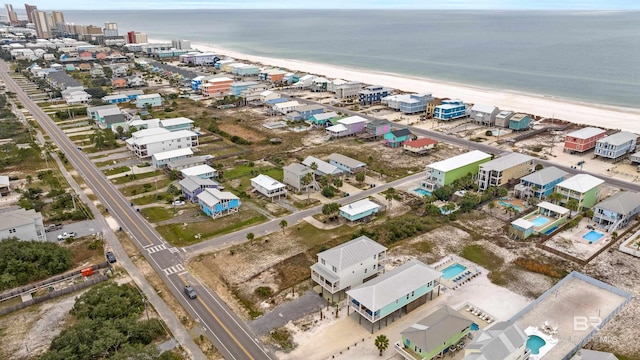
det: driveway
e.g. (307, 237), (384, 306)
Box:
(250, 289), (328, 335)
(45, 219), (102, 241)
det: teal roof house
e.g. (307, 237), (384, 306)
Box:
(347, 260), (442, 332)
(509, 113), (531, 131)
(396, 305), (475, 360)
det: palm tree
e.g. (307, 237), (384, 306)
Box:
(90, 129), (107, 150)
(279, 220), (288, 234)
(246, 232), (255, 246)
(385, 187), (396, 210)
(375, 334), (389, 357)
(301, 172), (314, 203)
(565, 198), (579, 217)
(548, 192), (563, 205)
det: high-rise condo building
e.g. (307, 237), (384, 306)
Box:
(52, 10), (64, 25)
(4, 4), (18, 24)
(32, 10), (50, 38)
(104, 21), (118, 37)
(24, 3), (37, 23)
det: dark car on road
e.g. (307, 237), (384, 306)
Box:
(184, 285), (197, 299)
(106, 251), (116, 263)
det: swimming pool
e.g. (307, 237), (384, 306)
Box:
(442, 263), (467, 280)
(583, 230), (604, 242)
(526, 335), (546, 355)
(531, 216), (550, 227)
(415, 188), (432, 196)
(498, 201), (522, 212)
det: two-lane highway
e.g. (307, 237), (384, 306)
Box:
(0, 61), (272, 360)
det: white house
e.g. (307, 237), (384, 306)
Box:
(273, 101), (300, 114)
(310, 236), (387, 301)
(283, 163), (316, 192)
(151, 148), (194, 168)
(469, 104), (500, 126)
(1, 207), (46, 242)
(126, 129), (199, 158)
(180, 164), (217, 180)
(250, 174), (287, 200)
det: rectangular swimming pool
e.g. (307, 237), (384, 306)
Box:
(583, 230), (604, 242)
(442, 263), (467, 280)
(531, 216), (550, 227)
(415, 188), (431, 196)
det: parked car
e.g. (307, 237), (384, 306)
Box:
(184, 285), (197, 299)
(45, 224), (63, 232)
(105, 251), (116, 263)
(57, 232), (76, 240)
(172, 200), (185, 206)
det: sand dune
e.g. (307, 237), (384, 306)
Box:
(188, 41), (640, 133)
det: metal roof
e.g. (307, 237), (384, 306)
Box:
(463, 321), (527, 360)
(538, 201), (570, 215)
(326, 124), (347, 133)
(428, 150), (491, 173)
(596, 131), (637, 146)
(404, 137), (438, 148)
(251, 174), (285, 191)
(338, 115), (367, 125)
(179, 175), (218, 192)
(1, 208), (42, 231)
(519, 166), (568, 186)
(197, 188), (238, 206)
(283, 163), (311, 176)
(152, 148), (193, 161)
(327, 153), (365, 169)
(479, 153), (533, 172)
(401, 306), (474, 355)
(470, 103), (498, 114)
(566, 127), (605, 140)
(346, 260), (441, 312)
(570, 349), (619, 360)
(391, 128), (412, 138)
(159, 117), (194, 127)
(556, 174), (604, 193)
(180, 164), (216, 177)
(594, 191), (640, 215)
(317, 236), (386, 271)
(339, 199), (380, 217)
(511, 218), (535, 229)
(302, 156), (341, 176)
(310, 112), (338, 121)
(134, 130), (197, 146)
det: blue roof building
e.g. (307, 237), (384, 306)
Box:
(434, 100), (467, 121)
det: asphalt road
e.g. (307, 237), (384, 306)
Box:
(0, 61), (272, 360)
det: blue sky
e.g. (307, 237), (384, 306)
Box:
(25, 0), (640, 10)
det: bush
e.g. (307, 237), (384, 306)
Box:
(322, 186), (336, 198)
(254, 286), (272, 298)
(514, 257), (566, 278)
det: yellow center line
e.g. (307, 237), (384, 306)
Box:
(178, 274), (255, 360)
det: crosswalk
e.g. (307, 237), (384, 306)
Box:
(163, 264), (185, 276)
(146, 244), (167, 254)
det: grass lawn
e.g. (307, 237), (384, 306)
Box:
(295, 222), (354, 249)
(223, 164), (282, 180)
(120, 178), (173, 196)
(111, 171), (162, 185)
(292, 197), (320, 209)
(156, 209), (267, 246)
(131, 193), (175, 206)
(103, 166), (130, 176)
(140, 207), (174, 222)
(94, 159), (119, 168)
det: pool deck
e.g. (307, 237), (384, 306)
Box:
(431, 256), (480, 290)
(543, 218), (613, 261)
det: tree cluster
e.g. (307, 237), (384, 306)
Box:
(0, 239), (73, 291)
(42, 282), (168, 360)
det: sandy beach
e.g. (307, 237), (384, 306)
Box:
(184, 41), (640, 133)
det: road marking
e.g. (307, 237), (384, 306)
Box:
(168, 247), (180, 254)
(163, 264), (185, 276)
(146, 244), (167, 254)
(143, 243), (156, 249)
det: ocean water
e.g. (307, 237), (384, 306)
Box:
(63, 10), (640, 108)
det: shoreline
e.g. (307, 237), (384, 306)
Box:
(158, 37), (640, 133)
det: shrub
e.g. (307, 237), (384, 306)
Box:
(254, 286), (272, 298)
(514, 257), (566, 278)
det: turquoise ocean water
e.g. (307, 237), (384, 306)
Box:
(63, 10), (640, 109)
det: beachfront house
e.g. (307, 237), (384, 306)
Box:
(197, 188), (240, 219)
(592, 191), (640, 233)
(309, 112), (339, 127)
(0, 176), (10, 197)
(302, 156), (343, 177)
(326, 116), (367, 138)
(180, 164), (217, 180)
(564, 127), (606, 154)
(514, 166), (569, 199)
(509, 113), (532, 131)
(335, 81), (362, 99)
(510, 201), (570, 240)
(283, 163), (317, 192)
(383, 129), (413, 148)
(382, 93), (433, 114)
(136, 93), (163, 108)
(421, 150), (491, 191)
(396, 306), (475, 360)
(469, 104), (500, 126)
(403, 137), (438, 156)
(179, 176), (219, 203)
(151, 148), (194, 168)
(476, 153), (534, 191)
(495, 111), (514, 128)
(462, 321), (528, 360)
(310, 236), (387, 301)
(594, 131), (637, 161)
(359, 85), (393, 105)
(362, 119), (393, 139)
(553, 174), (605, 210)
(340, 198), (381, 223)
(250, 174), (287, 200)
(311, 77), (329, 92)
(346, 260), (442, 333)
(434, 100), (467, 121)
(1, 207), (46, 242)
(328, 153), (366, 174)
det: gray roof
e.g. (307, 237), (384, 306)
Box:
(595, 191), (640, 215)
(87, 104), (119, 113)
(597, 131), (637, 146)
(196, 188), (238, 206)
(401, 306), (474, 354)
(367, 118), (392, 127)
(302, 156), (342, 176)
(317, 236), (386, 271)
(462, 321), (527, 360)
(296, 104), (324, 112)
(570, 349), (618, 360)
(520, 166), (568, 186)
(566, 127), (605, 140)
(47, 70), (82, 88)
(283, 163), (312, 176)
(391, 128), (412, 137)
(103, 113), (126, 125)
(167, 156), (206, 169)
(0, 207), (42, 231)
(179, 175), (218, 192)
(347, 260), (441, 312)
(327, 153), (365, 169)
(479, 153), (533, 172)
